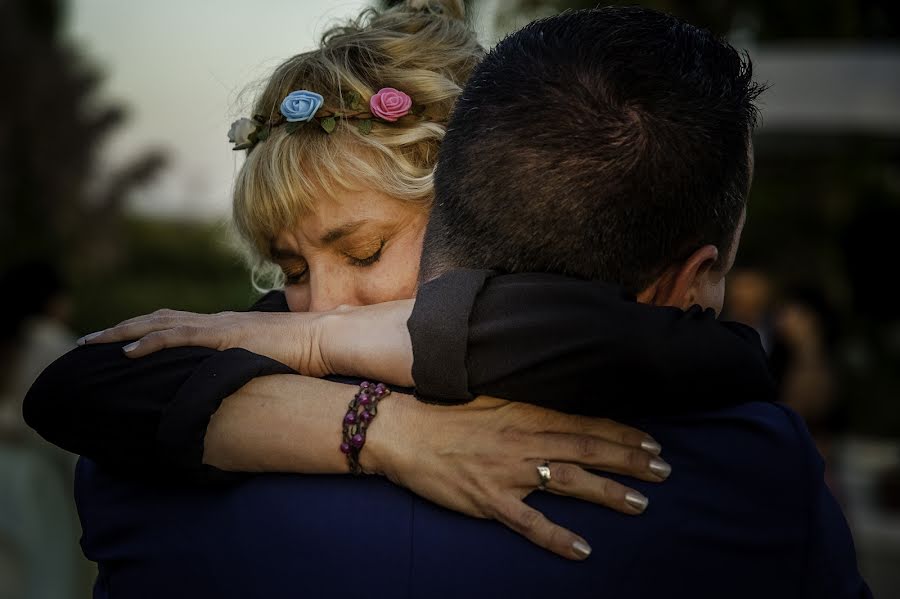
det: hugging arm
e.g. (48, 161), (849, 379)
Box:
(315, 270), (776, 413)
(408, 270), (777, 412)
(24, 292), (662, 561)
(23, 292), (296, 475)
(55, 268), (777, 477)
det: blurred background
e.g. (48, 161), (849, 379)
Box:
(1, 0), (898, 597)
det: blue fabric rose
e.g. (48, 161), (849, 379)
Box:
(280, 90), (324, 122)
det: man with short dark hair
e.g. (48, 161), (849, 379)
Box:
(399, 8), (870, 596)
(425, 6), (758, 296)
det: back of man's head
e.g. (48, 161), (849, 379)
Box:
(423, 6), (764, 293)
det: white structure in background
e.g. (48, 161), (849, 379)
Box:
(480, 0), (900, 135)
(752, 46), (900, 134)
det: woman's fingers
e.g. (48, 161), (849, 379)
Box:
(113, 308), (189, 329)
(120, 327), (215, 358)
(544, 410), (661, 454)
(538, 461), (650, 515)
(578, 417), (661, 454)
(78, 314), (181, 345)
(492, 496), (593, 561)
(529, 432), (671, 483)
(78, 322), (166, 345)
(74, 312), (226, 358)
(486, 397), (661, 454)
(77, 311), (217, 347)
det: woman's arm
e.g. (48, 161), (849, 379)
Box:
(92, 270), (776, 416)
(405, 270), (777, 412)
(202, 373), (665, 560)
(23, 342), (294, 473)
(23, 291), (297, 473)
(27, 292), (666, 561)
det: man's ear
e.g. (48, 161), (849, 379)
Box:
(637, 245), (719, 309)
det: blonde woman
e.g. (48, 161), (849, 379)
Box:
(26, 1), (671, 564)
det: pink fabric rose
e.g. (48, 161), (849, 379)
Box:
(369, 88), (413, 122)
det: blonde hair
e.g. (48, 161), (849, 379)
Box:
(232, 0), (482, 283)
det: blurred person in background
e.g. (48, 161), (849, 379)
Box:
(722, 268), (776, 352)
(0, 264), (80, 599)
(1, 262), (77, 453)
(771, 289), (841, 436)
(725, 273), (842, 470)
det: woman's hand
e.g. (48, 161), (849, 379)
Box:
(369, 394), (670, 561)
(78, 309), (333, 376)
(78, 301), (418, 386)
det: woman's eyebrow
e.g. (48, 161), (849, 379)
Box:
(320, 219), (371, 244)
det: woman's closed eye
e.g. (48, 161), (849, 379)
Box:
(283, 265), (309, 285)
(345, 238), (385, 267)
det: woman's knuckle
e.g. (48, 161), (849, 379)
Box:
(147, 315), (170, 328)
(515, 508), (542, 534)
(500, 428), (525, 446)
(174, 325), (200, 340)
(554, 464), (577, 487)
(142, 331), (164, 345)
(595, 476), (613, 498)
(626, 448), (649, 471)
(576, 436), (597, 458)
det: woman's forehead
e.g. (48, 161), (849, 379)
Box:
(272, 189), (423, 250)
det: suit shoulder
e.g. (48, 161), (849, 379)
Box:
(712, 401), (824, 489)
(662, 401), (824, 496)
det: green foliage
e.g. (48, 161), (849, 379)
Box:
(0, 0), (166, 275)
(68, 218), (262, 335)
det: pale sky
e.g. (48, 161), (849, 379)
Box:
(68, 0), (372, 220)
(67, 2), (900, 222)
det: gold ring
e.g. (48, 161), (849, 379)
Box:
(536, 461), (552, 490)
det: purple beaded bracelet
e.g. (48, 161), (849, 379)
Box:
(340, 381), (391, 474)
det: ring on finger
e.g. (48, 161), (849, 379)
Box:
(536, 460), (552, 491)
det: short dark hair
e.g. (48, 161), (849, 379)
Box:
(422, 6), (764, 292)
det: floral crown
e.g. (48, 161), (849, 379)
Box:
(228, 87), (429, 151)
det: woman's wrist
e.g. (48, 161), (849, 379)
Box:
(357, 390), (418, 478)
(318, 301), (415, 386)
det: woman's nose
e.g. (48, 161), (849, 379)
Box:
(307, 273), (361, 313)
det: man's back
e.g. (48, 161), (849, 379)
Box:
(77, 401), (869, 598)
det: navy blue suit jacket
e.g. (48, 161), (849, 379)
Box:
(76, 400), (871, 598)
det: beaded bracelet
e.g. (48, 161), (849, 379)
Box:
(340, 381), (391, 474)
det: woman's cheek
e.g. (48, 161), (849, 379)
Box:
(362, 251), (418, 303)
(285, 285), (311, 312)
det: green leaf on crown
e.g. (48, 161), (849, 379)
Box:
(357, 119), (373, 135)
(320, 117), (337, 134)
(285, 122), (303, 134)
(346, 91), (363, 111)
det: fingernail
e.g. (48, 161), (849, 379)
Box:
(122, 342), (140, 353)
(641, 438), (662, 455)
(572, 539), (592, 559)
(649, 458), (672, 480)
(77, 331), (104, 346)
(625, 491), (649, 513)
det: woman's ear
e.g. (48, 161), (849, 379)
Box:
(637, 245), (719, 309)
